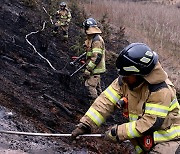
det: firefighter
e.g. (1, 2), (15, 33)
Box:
(72, 43), (180, 154)
(53, 2), (71, 40)
(82, 18), (106, 102)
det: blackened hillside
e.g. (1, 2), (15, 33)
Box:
(0, 0), (131, 153)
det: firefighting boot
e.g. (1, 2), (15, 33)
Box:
(62, 31), (68, 42)
(53, 26), (58, 36)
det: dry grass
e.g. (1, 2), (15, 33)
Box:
(81, 0), (180, 90)
(83, 1), (180, 53)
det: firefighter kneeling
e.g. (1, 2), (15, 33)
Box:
(72, 43), (180, 154)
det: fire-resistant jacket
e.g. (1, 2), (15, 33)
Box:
(80, 62), (180, 153)
(84, 34), (106, 75)
(55, 8), (71, 26)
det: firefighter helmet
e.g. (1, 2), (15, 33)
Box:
(116, 43), (158, 76)
(83, 18), (97, 30)
(83, 18), (102, 34)
(60, 2), (67, 7)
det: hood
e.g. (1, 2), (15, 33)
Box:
(86, 27), (102, 35)
(144, 62), (168, 84)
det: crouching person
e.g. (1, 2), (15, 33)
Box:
(71, 43), (180, 154)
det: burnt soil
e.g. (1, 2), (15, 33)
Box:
(0, 0), (135, 153)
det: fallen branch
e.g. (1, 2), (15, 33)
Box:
(1, 55), (15, 62)
(43, 94), (73, 116)
(21, 62), (54, 75)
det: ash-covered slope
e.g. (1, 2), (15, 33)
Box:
(0, 0), (132, 153)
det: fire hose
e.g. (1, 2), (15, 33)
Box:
(25, 21), (57, 71)
(0, 130), (130, 143)
(25, 7), (85, 77)
(0, 130), (103, 137)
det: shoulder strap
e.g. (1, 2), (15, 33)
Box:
(148, 81), (168, 92)
(65, 8), (70, 13)
(89, 34), (100, 49)
(118, 76), (123, 86)
(92, 34), (100, 42)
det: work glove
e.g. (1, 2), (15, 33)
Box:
(71, 123), (91, 140)
(83, 69), (91, 79)
(104, 124), (120, 143)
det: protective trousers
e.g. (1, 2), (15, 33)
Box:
(54, 23), (69, 38)
(149, 140), (180, 154)
(61, 25), (69, 38)
(85, 75), (102, 101)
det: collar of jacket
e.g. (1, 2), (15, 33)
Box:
(59, 8), (68, 11)
(144, 62), (168, 84)
(87, 34), (96, 40)
(86, 27), (102, 35)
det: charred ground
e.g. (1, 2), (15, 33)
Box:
(0, 0), (133, 153)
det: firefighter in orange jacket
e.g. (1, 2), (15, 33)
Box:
(72, 43), (180, 153)
(82, 18), (106, 101)
(53, 2), (71, 39)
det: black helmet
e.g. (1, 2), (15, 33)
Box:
(60, 2), (66, 7)
(116, 43), (158, 76)
(83, 18), (97, 31)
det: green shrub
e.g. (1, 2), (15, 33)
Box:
(69, 0), (87, 27)
(99, 13), (111, 43)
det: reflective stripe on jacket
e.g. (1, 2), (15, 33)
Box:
(56, 8), (71, 24)
(80, 77), (180, 143)
(84, 34), (106, 75)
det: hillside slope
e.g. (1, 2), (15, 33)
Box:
(0, 0), (131, 153)
(1, 0), (179, 153)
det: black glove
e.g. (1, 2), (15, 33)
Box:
(71, 123), (91, 140)
(104, 124), (120, 142)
